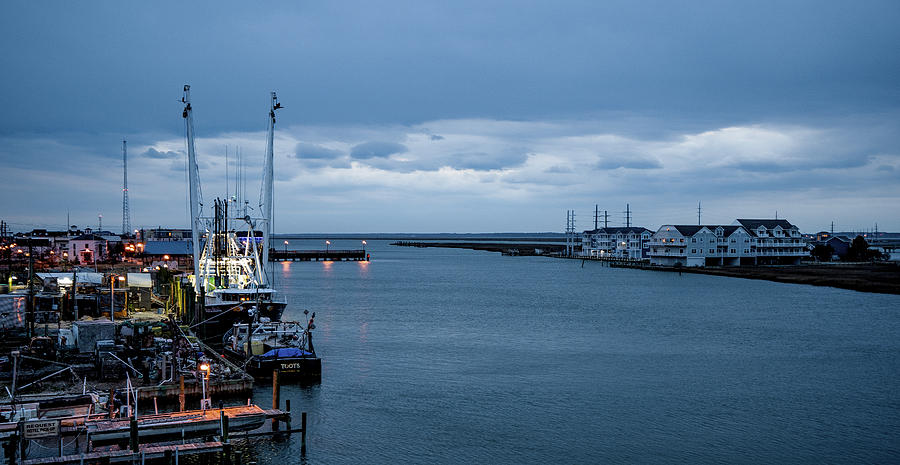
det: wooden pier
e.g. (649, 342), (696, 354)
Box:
(269, 249), (368, 261)
(8, 404), (302, 464)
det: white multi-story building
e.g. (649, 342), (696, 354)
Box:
(649, 225), (754, 267)
(581, 227), (653, 260)
(648, 219), (806, 267)
(734, 219), (805, 265)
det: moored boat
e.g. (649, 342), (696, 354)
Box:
(222, 312), (320, 380)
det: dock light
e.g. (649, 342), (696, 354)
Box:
(284, 240), (289, 253)
(325, 240), (331, 253)
(163, 255), (170, 260)
(198, 362), (211, 410)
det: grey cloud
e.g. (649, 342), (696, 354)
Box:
(143, 148), (181, 159)
(351, 149), (527, 172)
(299, 158), (352, 170)
(544, 165), (573, 174)
(449, 152), (527, 171)
(350, 141), (408, 159)
(295, 142), (344, 160)
(876, 164), (894, 172)
(596, 155), (661, 170)
(430, 134), (445, 141)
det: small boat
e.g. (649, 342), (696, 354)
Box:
(222, 312), (321, 380)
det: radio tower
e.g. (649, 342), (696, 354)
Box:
(121, 139), (132, 235)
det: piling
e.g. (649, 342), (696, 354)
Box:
(234, 450), (243, 465)
(222, 443), (232, 465)
(285, 400), (292, 431)
(272, 370), (280, 431)
(301, 411), (307, 446)
(109, 388), (116, 419)
(179, 375), (185, 412)
(222, 415), (230, 443)
(130, 418), (139, 452)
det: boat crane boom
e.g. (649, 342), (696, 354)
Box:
(183, 85), (203, 293)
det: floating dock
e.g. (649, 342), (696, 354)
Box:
(269, 249), (367, 261)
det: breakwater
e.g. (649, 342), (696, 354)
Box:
(391, 241), (565, 255)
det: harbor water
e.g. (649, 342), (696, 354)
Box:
(241, 240), (900, 463)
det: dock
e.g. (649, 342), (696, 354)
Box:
(269, 249), (368, 261)
(8, 403), (304, 464)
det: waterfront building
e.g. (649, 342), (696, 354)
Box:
(141, 240), (193, 270)
(69, 233), (108, 264)
(648, 218), (807, 267)
(146, 228), (193, 241)
(580, 227), (652, 260)
(734, 219), (805, 265)
(649, 225), (754, 267)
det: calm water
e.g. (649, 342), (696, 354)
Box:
(238, 240), (900, 464)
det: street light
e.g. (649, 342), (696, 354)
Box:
(284, 240), (289, 253)
(325, 240), (331, 253)
(362, 240), (367, 261)
(199, 362), (211, 410)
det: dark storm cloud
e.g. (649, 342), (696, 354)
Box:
(350, 141), (408, 159)
(3, 1), (899, 136)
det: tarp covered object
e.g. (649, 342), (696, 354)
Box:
(260, 348), (313, 359)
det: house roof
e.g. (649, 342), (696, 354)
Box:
(735, 219), (796, 231)
(583, 227), (652, 235)
(663, 225), (747, 237)
(72, 234), (106, 241)
(143, 240), (193, 256)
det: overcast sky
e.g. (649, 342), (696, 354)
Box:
(1, 1), (898, 233)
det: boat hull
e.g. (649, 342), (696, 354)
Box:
(223, 347), (321, 380)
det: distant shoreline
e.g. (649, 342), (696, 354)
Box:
(635, 263), (900, 295)
(392, 241), (900, 295)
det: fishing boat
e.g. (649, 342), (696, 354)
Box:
(182, 87), (287, 336)
(222, 311), (321, 380)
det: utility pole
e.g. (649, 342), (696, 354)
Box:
(122, 139), (132, 235)
(27, 237), (34, 339)
(697, 201), (702, 225)
(594, 204), (599, 230)
(624, 204), (631, 228)
(566, 210), (577, 257)
(604, 210), (609, 228)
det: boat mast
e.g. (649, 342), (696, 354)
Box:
(183, 85), (203, 292)
(259, 92), (281, 285)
